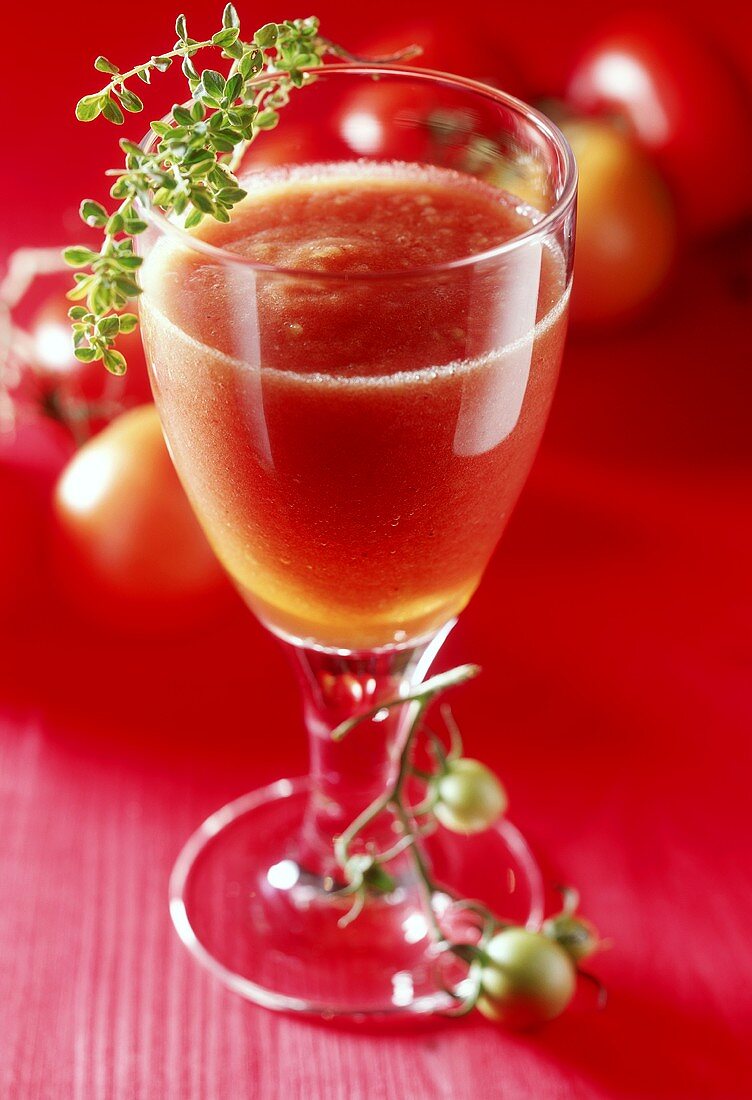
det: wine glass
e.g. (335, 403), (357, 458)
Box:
(138, 65), (577, 1018)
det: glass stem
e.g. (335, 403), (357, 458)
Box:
(285, 623), (455, 877)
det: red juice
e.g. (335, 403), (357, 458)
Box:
(140, 162), (569, 649)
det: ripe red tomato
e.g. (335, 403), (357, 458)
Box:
(244, 126), (318, 170)
(336, 80), (437, 162)
(353, 19), (527, 94)
(563, 118), (677, 326)
(244, 122), (347, 171)
(0, 465), (46, 621)
(0, 415), (75, 621)
(28, 287), (152, 433)
(565, 13), (752, 236)
(337, 20), (528, 162)
(52, 404), (232, 633)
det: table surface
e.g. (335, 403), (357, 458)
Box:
(2, 1), (752, 1097)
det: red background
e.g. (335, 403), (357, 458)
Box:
(2, 1), (752, 1097)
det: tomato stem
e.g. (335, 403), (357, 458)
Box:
(332, 669), (500, 1014)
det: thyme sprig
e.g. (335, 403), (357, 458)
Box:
(64, 7), (418, 374)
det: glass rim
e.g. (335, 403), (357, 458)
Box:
(139, 64), (578, 281)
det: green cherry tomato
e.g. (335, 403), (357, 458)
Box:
(434, 758), (508, 835)
(542, 912), (600, 962)
(477, 928), (577, 1028)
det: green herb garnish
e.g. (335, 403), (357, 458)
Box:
(64, 7), (417, 374)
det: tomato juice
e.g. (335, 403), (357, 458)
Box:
(140, 162), (569, 650)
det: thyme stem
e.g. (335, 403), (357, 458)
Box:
(65, 8), (418, 374)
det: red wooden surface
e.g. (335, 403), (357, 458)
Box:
(2, 1), (752, 1097)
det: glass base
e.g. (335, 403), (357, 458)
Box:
(169, 777), (545, 1020)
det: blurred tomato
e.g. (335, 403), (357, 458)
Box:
(244, 123), (347, 171)
(565, 13), (752, 236)
(28, 289), (152, 436)
(354, 19), (527, 94)
(337, 19), (528, 161)
(0, 413), (76, 478)
(0, 415), (75, 621)
(244, 125), (320, 170)
(336, 80), (437, 161)
(0, 466), (46, 621)
(52, 404), (232, 633)
(563, 118), (677, 326)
